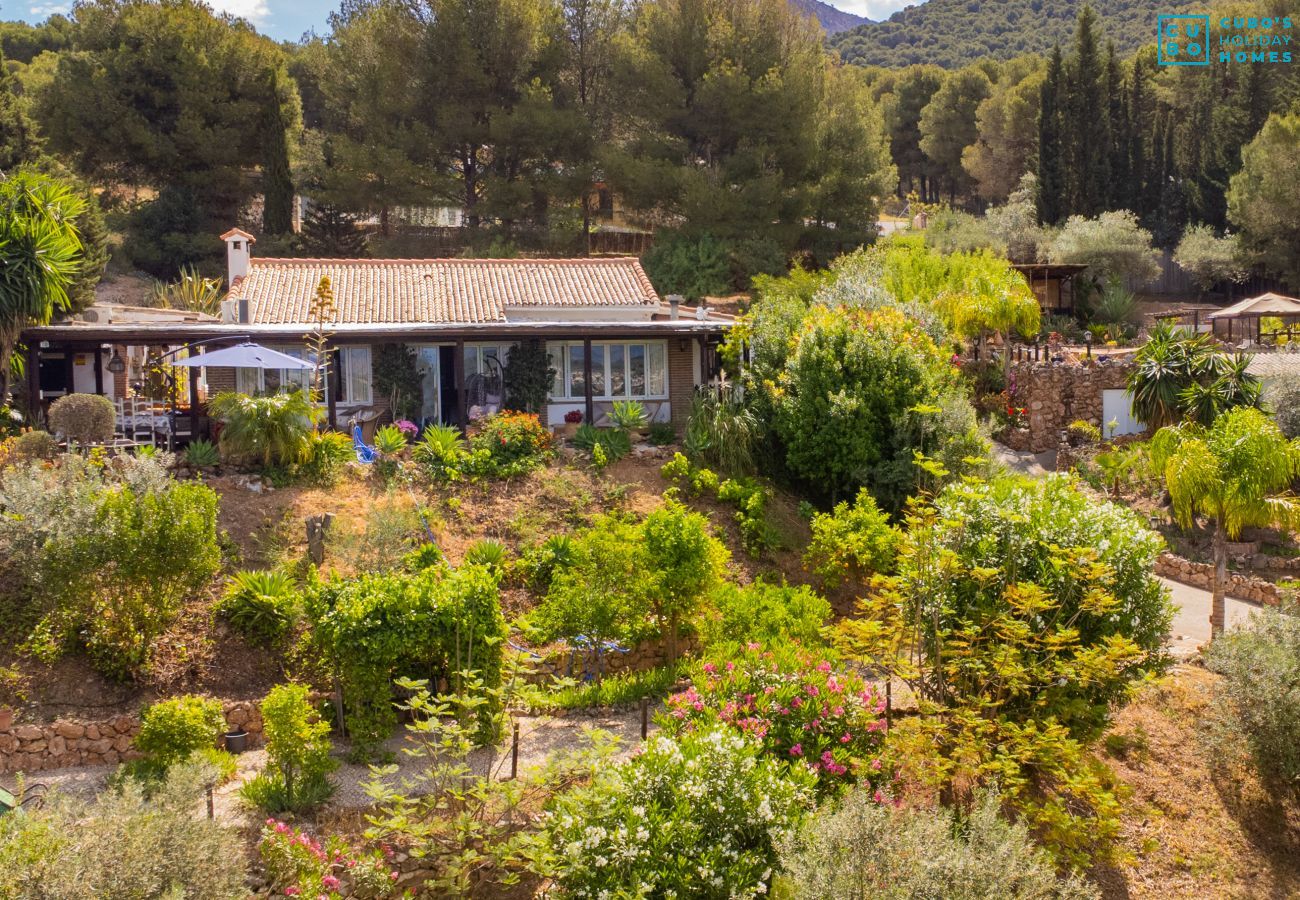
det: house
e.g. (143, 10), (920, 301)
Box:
(20, 229), (732, 441)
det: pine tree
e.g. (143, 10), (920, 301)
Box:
(0, 47), (42, 172)
(300, 202), (369, 257)
(1037, 46), (1066, 225)
(261, 71), (295, 236)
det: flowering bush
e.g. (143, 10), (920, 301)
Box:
(393, 419), (419, 439)
(564, 409), (583, 424)
(470, 411), (552, 470)
(544, 727), (815, 898)
(666, 644), (887, 793)
(258, 821), (403, 899)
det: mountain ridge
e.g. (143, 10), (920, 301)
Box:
(790, 0), (871, 35)
(828, 0), (1195, 67)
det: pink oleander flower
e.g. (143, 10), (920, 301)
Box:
(284, 889), (300, 897)
(703, 663), (717, 675)
(871, 758), (883, 771)
(726, 661), (735, 672)
(840, 732), (852, 743)
(322, 875), (341, 890)
(832, 705), (844, 716)
(873, 790), (885, 804)
(789, 743), (803, 757)
(747, 642), (761, 651)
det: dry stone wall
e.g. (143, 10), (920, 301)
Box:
(1000, 357), (1137, 454)
(1154, 552), (1285, 606)
(0, 700), (264, 774)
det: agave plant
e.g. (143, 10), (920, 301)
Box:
(219, 570), (299, 645)
(208, 390), (322, 468)
(373, 424), (408, 455)
(149, 265), (224, 315)
(184, 439), (220, 468)
(610, 399), (647, 431)
(463, 538), (508, 575)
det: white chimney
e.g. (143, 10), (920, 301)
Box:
(667, 294), (683, 320)
(220, 227), (256, 288)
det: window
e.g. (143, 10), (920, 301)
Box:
(464, 344), (510, 380)
(546, 341), (669, 401)
(338, 346), (372, 405)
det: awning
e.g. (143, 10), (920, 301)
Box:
(1206, 293), (1300, 320)
(170, 342), (313, 369)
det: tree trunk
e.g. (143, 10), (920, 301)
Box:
(1211, 518), (1227, 638)
(667, 610), (679, 662)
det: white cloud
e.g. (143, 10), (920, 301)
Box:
(205, 0), (271, 24)
(833, 0), (916, 21)
(27, 2), (71, 17)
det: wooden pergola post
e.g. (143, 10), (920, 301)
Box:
(93, 346), (104, 396)
(187, 346), (201, 438)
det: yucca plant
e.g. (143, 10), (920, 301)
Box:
(684, 387), (759, 475)
(208, 390), (322, 468)
(184, 439), (220, 468)
(149, 265), (224, 315)
(219, 570), (299, 646)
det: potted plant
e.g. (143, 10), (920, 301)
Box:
(560, 409), (582, 438)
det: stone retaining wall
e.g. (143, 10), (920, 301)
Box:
(527, 634), (694, 683)
(1155, 552), (1285, 606)
(0, 700), (264, 774)
(999, 358), (1137, 454)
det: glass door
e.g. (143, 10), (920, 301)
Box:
(415, 346), (441, 428)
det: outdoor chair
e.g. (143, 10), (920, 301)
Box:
(352, 424), (376, 464)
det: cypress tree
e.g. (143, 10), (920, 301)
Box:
(1037, 46), (1066, 225)
(1128, 53), (1150, 218)
(1105, 43), (1130, 211)
(261, 71), (295, 236)
(1066, 6), (1108, 216)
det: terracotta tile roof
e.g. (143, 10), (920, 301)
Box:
(229, 257), (660, 326)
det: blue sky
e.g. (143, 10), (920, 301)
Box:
(7, 0), (908, 43)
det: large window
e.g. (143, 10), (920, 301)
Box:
(233, 346), (372, 405)
(464, 344), (510, 379)
(547, 341), (667, 400)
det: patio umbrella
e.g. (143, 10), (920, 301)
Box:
(169, 342), (313, 369)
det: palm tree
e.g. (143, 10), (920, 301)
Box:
(208, 390), (323, 468)
(0, 169), (86, 400)
(936, 265), (1040, 373)
(1151, 407), (1300, 637)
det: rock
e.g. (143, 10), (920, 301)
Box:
(0, 708), (13, 732)
(85, 724), (101, 741)
(23, 740), (47, 753)
(112, 715), (135, 734)
(227, 707), (249, 727)
(101, 750), (119, 765)
(86, 738), (114, 754)
(48, 736), (66, 757)
(114, 734), (132, 753)
(54, 721), (85, 740)
(0, 734), (15, 753)
(13, 725), (43, 742)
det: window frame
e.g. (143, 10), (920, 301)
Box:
(545, 340), (669, 402)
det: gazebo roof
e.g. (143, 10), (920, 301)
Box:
(1206, 292), (1300, 319)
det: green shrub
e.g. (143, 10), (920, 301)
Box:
(11, 429), (57, 461)
(518, 533), (575, 591)
(648, 421), (676, 445)
(48, 393), (115, 446)
(641, 230), (732, 299)
(412, 424), (466, 481)
(298, 430), (354, 485)
(544, 727), (815, 897)
(208, 390), (323, 468)
(183, 438), (220, 468)
(684, 386), (760, 474)
(0, 761), (248, 899)
(8, 461), (222, 679)
(132, 695), (227, 779)
(1263, 373), (1300, 439)
(526, 517), (657, 657)
(839, 474), (1173, 867)
(642, 499), (729, 659)
(700, 580), (830, 651)
(521, 663), (685, 712)
(303, 565), (506, 755)
(1204, 609), (1300, 799)
(718, 476), (778, 554)
(218, 570), (299, 646)
(804, 488), (901, 588)
(502, 339), (556, 414)
(777, 790), (1099, 899)
(403, 542), (445, 572)
(240, 683), (336, 814)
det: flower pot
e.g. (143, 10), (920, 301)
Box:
(223, 730), (249, 754)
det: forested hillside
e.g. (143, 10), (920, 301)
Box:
(830, 0), (1197, 67)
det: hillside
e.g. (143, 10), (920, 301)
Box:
(791, 0), (870, 34)
(828, 0), (1192, 68)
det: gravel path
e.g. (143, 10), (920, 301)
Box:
(29, 706), (659, 825)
